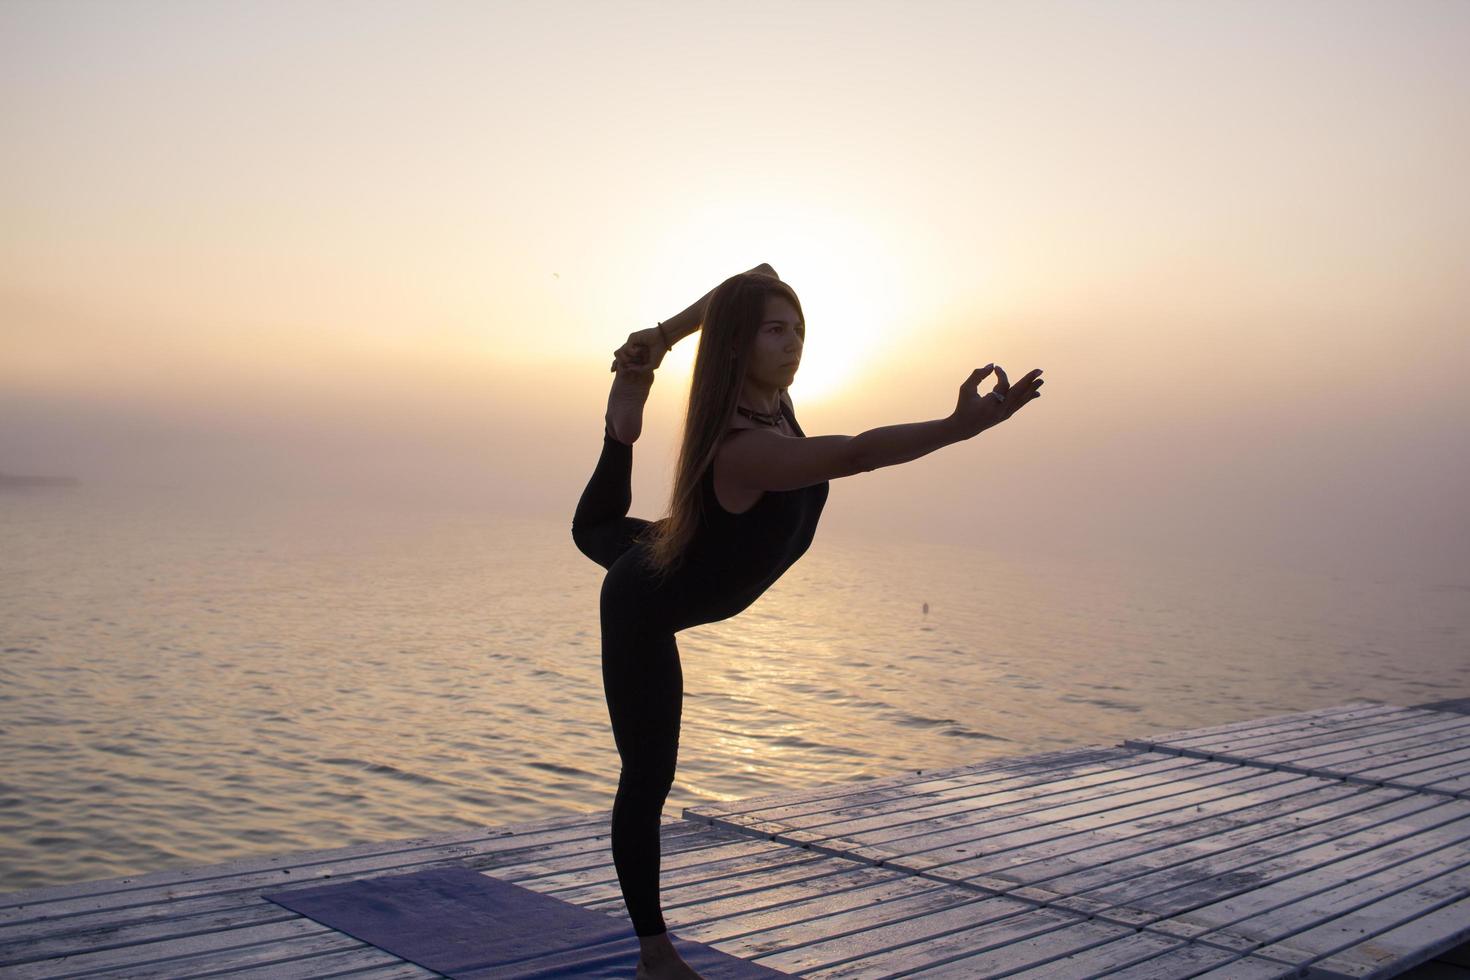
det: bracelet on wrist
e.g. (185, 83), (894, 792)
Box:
(656, 321), (673, 349)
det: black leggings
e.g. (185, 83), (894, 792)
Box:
(571, 426), (682, 938)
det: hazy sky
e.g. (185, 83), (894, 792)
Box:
(3, 0), (1467, 582)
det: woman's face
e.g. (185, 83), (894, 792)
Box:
(746, 294), (804, 389)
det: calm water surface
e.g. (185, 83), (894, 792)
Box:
(2, 485), (1465, 892)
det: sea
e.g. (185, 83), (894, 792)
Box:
(2, 483), (1466, 894)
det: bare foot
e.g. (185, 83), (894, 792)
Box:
(606, 357), (654, 445)
(634, 941), (704, 979)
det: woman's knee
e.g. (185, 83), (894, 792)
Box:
(619, 759), (677, 798)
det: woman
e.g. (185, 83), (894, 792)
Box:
(571, 265), (1044, 979)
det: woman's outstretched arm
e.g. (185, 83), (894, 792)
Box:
(610, 263), (776, 372)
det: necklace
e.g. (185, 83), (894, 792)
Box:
(734, 403), (784, 426)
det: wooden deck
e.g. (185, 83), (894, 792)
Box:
(3, 699), (1469, 978)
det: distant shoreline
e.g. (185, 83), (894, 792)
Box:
(0, 473), (80, 487)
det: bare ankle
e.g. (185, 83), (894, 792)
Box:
(638, 932), (674, 960)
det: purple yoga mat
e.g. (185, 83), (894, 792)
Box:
(262, 865), (797, 978)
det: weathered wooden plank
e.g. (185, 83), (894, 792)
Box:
(1181, 709), (1438, 758)
(0, 821), (697, 958)
(1356, 751), (1470, 788)
(1265, 860), (1470, 974)
(4, 918), (356, 979)
(1145, 814), (1470, 953)
(0, 808), (612, 913)
(1190, 954), (1306, 978)
(2, 899), (300, 968)
(1260, 716), (1470, 767)
(485, 826), (798, 886)
(786, 903), (1110, 979)
(895, 916), (1139, 977)
(991, 929), (1189, 979)
(9, 699), (1470, 980)
(956, 778), (1367, 894)
(566, 854), (1013, 969)
(897, 769), (1318, 884)
(732, 893), (1042, 977)
(0, 810), (632, 928)
(543, 843), (837, 911)
(1127, 703), (1398, 752)
(1243, 719), (1470, 775)
(1022, 786), (1421, 910)
(1425, 772), (1470, 799)
(1253, 737), (1470, 791)
(1127, 707), (1470, 804)
(702, 755), (1239, 864)
(686, 747), (1133, 822)
(1303, 893), (1470, 978)
(1097, 943), (1298, 979)
(1047, 791), (1453, 923)
(760, 758), (1243, 860)
(1220, 739), (1470, 799)
(640, 867), (978, 948)
(1243, 859), (1470, 971)
(0, 817), (722, 975)
(1127, 702), (1387, 750)
(4, 821), (846, 979)
(791, 762), (1294, 888)
(689, 748), (1150, 834)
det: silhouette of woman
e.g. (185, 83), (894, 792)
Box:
(571, 264), (1043, 978)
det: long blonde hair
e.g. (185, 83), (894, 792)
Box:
(634, 271), (805, 582)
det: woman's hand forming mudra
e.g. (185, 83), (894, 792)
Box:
(950, 364), (1045, 439)
(609, 326), (669, 374)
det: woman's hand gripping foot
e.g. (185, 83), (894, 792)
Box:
(606, 343), (656, 445)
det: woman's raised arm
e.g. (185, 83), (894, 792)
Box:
(610, 263), (777, 372)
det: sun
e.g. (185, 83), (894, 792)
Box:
(777, 242), (903, 405)
(645, 197), (916, 405)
